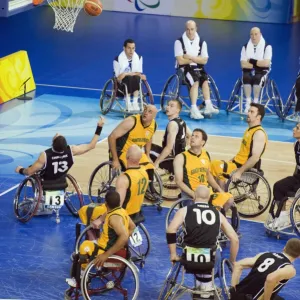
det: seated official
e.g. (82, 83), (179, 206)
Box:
(240, 27), (272, 113)
(114, 38), (145, 112)
(231, 238), (300, 300)
(175, 20), (219, 119)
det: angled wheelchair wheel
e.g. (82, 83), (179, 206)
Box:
(141, 80), (154, 105)
(158, 261), (182, 300)
(225, 170), (271, 218)
(88, 161), (119, 203)
(160, 74), (180, 112)
(81, 255), (139, 300)
(227, 78), (242, 112)
(100, 78), (116, 115)
(290, 193), (300, 237)
(207, 74), (221, 108)
(129, 223), (151, 268)
(64, 174), (84, 217)
(220, 258), (233, 300)
(165, 198), (194, 247)
(13, 175), (42, 223)
(283, 85), (296, 119)
(270, 80), (284, 119)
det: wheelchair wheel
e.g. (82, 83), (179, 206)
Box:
(225, 170), (272, 218)
(160, 74), (180, 112)
(141, 80), (154, 105)
(145, 169), (163, 203)
(64, 174), (84, 217)
(13, 175), (42, 223)
(290, 193), (300, 237)
(88, 161), (119, 203)
(283, 85), (296, 118)
(165, 198), (194, 247)
(270, 80), (284, 119)
(100, 78), (116, 115)
(158, 261), (182, 300)
(220, 258), (233, 300)
(75, 225), (101, 254)
(129, 223), (151, 268)
(81, 255), (139, 300)
(227, 78), (242, 112)
(208, 74), (221, 109)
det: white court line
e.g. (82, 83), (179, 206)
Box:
(0, 137), (108, 198)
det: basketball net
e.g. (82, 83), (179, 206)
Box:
(47, 0), (84, 32)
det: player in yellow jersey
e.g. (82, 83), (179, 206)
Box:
(115, 145), (149, 224)
(211, 103), (267, 189)
(108, 104), (158, 171)
(173, 128), (233, 211)
(66, 191), (135, 290)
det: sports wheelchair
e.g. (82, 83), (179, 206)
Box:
(100, 77), (154, 115)
(264, 189), (300, 239)
(226, 73), (284, 118)
(282, 76), (300, 122)
(13, 173), (83, 224)
(165, 198), (240, 247)
(65, 245), (139, 300)
(75, 209), (151, 268)
(225, 168), (272, 218)
(160, 68), (221, 116)
(158, 246), (233, 300)
(88, 160), (163, 211)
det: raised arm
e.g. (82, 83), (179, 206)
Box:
(173, 154), (194, 198)
(15, 152), (46, 176)
(108, 116), (136, 169)
(71, 117), (105, 156)
(154, 121), (179, 168)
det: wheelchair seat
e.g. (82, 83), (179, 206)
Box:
(42, 176), (68, 191)
(130, 211), (145, 226)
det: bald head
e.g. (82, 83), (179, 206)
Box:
(185, 20), (197, 40)
(195, 185), (210, 202)
(250, 27), (262, 45)
(142, 104), (158, 124)
(126, 145), (143, 165)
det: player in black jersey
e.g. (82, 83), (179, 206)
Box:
(231, 238), (300, 300)
(270, 124), (300, 228)
(151, 99), (192, 170)
(15, 117), (105, 179)
(167, 185), (239, 295)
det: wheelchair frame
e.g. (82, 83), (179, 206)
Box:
(160, 69), (221, 115)
(225, 168), (272, 218)
(13, 173), (83, 223)
(226, 74), (284, 119)
(158, 251), (233, 300)
(100, 77), (154, 116)
(264, 189), (300, 239)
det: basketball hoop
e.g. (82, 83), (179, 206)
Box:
(47, 0), (84, 33)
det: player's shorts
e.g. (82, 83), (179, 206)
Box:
(211, 160), (241, 181)
(211, 192), (233, 208)
(79, 240), (105, 269)
(119, 151), (154, 171)
(183, 66), (208, 88)
(242, 69), (268, 87)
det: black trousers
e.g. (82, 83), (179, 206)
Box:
(273, 175), (300, 202)
(121, 75), (140, 94)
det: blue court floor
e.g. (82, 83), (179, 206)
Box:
(1, 6), (300, 300)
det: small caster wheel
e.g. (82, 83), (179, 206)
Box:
(56, 218), (60, 224)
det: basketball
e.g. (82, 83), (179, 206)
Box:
(32, 0), (44, 5)
(84, 0), (103, 17)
